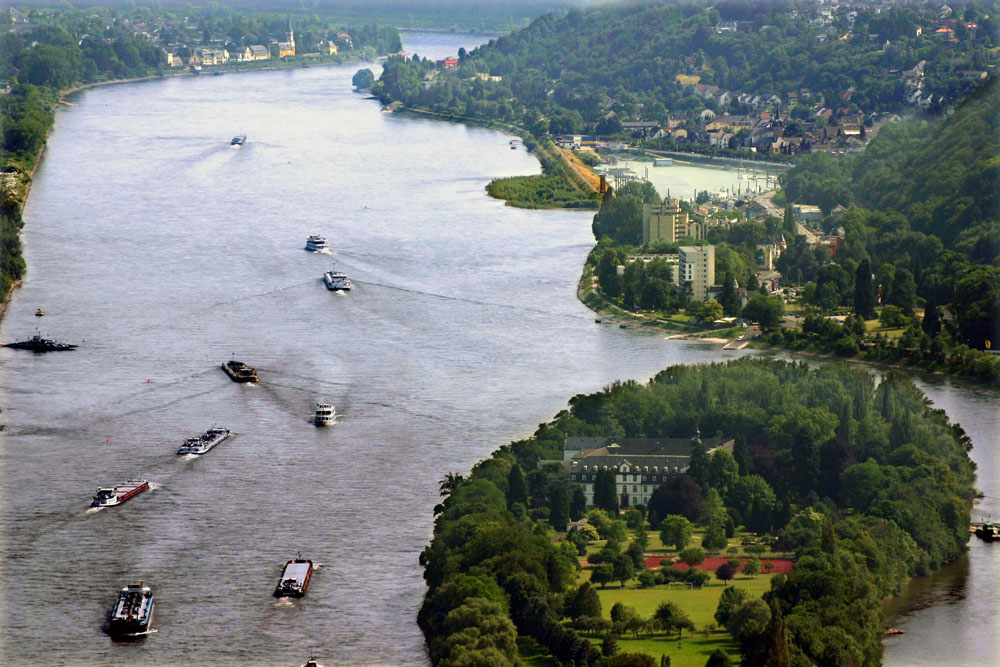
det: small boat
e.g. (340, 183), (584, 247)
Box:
(274, 557), (314, 598)
(323, 268), (352, 291)
(92, 480), (149, 507)
(222, 359), (258, 383)
(3, 334), (77, 352)
(176, 427), (231, 455)
(975, 522), (1000, 541)
(35, 308), (45, 317)
(314, 403), (336, 426)
(301, 659), (324, 667)
(231, 134), (246, 146)
(107, 583), (154, 638)
(213, 71), (224, 76)
(305, 234), (329, 251)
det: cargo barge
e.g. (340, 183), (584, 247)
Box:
(222, 359), (258, 383)
(107, 582), (154, 638)
(274, 558), (313, 598)
(92, 480), (149, 508)
(176, 427), (231, 456)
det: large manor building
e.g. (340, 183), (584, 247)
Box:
(541, 432), (734, 508)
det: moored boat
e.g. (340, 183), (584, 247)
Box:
(107, 583), (154, 638)
(323, 268), (352, 291)
(222, 359), (258, 383)
(305, 234), (329, 251)
(176, 427), (231, 455)
(92, 480), (149, 507)
(975, 521), (1000, 541)
(274, 558), (313, 598)
(314, 403), (336, 426)
(3, 334), (77, 351)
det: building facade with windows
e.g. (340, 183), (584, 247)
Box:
(679, 244), (716, 301)
(541, 433), (734, 508)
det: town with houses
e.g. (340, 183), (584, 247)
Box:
(5, 6), (379, 74)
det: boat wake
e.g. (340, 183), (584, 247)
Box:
(85, 506), (104, 515)
(148, 482), (162, 491)
(317, 248), (336, 256)
(273, 598), (295, 608)
(178, 454), (199, 462)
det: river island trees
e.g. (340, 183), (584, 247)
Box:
(420, 359), (976, 665)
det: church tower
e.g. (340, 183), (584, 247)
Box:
(286, 15), (295, 48)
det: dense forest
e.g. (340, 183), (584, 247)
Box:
(374, 0), (997, 131)
(422, 359), (976, 665)
(778, 77), (999, 360)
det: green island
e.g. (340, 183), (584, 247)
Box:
(422, 359), (976, 666)
(1, 4), (403, 317)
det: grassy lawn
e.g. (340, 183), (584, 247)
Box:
(581, 576), (775, 667)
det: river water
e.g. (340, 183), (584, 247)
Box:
(0, 32), (995, 667)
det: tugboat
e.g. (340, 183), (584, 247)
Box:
(176, 427), (231, 456)
(975, 521), (1000, 541)
(3, 334), (77, 351)
(231, 133), (246, 146)
(313, 403), (336, 426)
(305, 234), (329, 251)
(323, 268), (352, 291)
(274, 557), (314, 598)
(107, 583), (154, 638)
(222, 359), (258, 383)
(92, 480), (149, 508)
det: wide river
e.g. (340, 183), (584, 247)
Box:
(1, 32), (996, 666)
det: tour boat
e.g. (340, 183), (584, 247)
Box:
(314, 403), (336, 426)
(323, 269), (352, 291)
(222, 359), (258, 383)
(231, 134), (246, 146)
(3, 334), (77, 351)
(305, 234), (329, 251)
(274, 558), (314, 598)
(107, 583), (154, 638)
(92, 480), (149, 508)
(176, 427), (231, 455)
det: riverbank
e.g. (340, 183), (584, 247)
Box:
(0, 53), (384, 325)
(385, 106), (600, 209)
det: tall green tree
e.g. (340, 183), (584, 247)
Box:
(549, 483), (570, 531)
(594, 469), (619, 515)
(506, 464), (527, 509)
(853, 259), (876, 319)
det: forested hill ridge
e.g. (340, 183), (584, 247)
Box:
(784, 76), (999, 247)
(374, 0), (996, 132)
(421, 359), (977, 666)
(773, 77), (998, 360)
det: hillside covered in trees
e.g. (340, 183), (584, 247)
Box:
(421, 359), (976, 665)
(778, 77), (998, 357)
(375, 0), (996, 132)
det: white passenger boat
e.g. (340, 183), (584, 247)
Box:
(323, 269), (352, 291)
(314, 403), (336, 426)
(305, 235), (329, 251)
